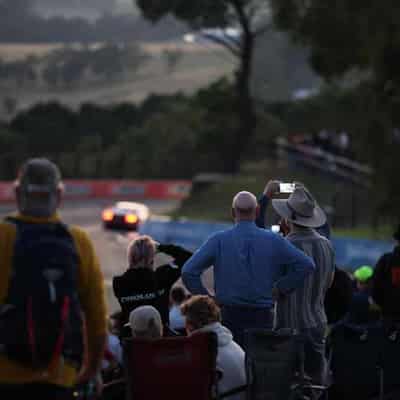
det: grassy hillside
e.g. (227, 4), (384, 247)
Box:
(173, 159), (389, 240)
(0, 42), (234, 117)
(174, 159), (336, 222)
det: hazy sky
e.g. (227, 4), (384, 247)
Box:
(34, 0), (137, 19)
(1, 0), (138, 20)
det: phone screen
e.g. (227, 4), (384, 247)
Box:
(279, 183), (295, 193)
(271, 225), (281, 233)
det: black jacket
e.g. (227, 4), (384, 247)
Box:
(112, 244), (192, 327)
(324, 266), (354, 324)
(372, 246), (400, 320)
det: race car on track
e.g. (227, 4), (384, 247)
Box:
(102, 201), (150, 231)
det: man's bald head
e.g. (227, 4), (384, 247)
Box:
(232, 191), (258, 221)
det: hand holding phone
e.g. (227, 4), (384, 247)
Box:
(271, 225), (281, 234)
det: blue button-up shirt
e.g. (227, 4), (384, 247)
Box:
(182, 221), (315, 307)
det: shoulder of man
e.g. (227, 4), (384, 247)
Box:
(67, 224), (92, 243)
(0, 217), (17, 231)
(253, 225), (277, 237)
(66, 224), (98, 261)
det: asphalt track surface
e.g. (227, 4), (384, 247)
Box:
(0, 199), (183, 314)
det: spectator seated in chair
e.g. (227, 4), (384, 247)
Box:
(129, 305), (163, 339)
(169, 286), (188, 335)
(101, 306), (163, 400)
(181, 295), (247, 400)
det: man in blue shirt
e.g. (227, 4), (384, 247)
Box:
(182, 191), (315, 346)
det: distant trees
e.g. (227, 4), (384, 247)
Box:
(3, 97), (18, 115)
(162, 48), (184, 75)
(0, 43), (150, 90)
(0, 59), (36, 87)
(1, 79), (283, 179)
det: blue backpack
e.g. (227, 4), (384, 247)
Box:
(0, 218), (84, 371)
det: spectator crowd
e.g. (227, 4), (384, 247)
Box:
(0, 157), (399, 400)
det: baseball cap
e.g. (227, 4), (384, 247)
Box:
(15, 158), (63, 217)
(353, 265), (374, 283)
(15, 158), (63, 193)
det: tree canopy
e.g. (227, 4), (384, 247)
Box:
(134, 0), (272, 172)
(270, 0), (400, 91)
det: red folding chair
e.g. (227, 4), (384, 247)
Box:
(122, 331), (219, 400)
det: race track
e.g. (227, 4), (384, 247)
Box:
(0, 199), (181, 314)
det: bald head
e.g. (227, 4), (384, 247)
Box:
(232, 191), (258, 221)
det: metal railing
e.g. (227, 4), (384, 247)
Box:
(275, 136), (374, 188)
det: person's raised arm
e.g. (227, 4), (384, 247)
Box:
(181, 235), (217, 296)
(273, 237), (315, 296)
(157, 244), (193, 268)
(256, 180), (281, 229)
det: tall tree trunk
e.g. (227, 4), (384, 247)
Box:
(225, 30), (256, 173)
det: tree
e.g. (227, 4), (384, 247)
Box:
(134, 0), (271, 172)
(61, 57), (87, 87)
(270, 0), (400, 91)
(162, 48), (184, 74)
(270, 0), (400, 223)
(3, 97), (17, 115)
(42, 63), (61, 87)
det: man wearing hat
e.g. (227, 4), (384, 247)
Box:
(271, 185), (335, 384)
(372, 224), (400, 329)
(0, 158), (107, 400)
(182, 191), (315, 347)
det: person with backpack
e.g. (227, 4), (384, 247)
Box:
(0, 158), (108, 400)
(372, 224), (400, 331)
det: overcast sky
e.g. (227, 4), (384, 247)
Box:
(0, 0), (138, 20)
(35, 0), (137, 19)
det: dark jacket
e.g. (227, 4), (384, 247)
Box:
(324, 266), (354, 324)
(112, 244), (192, 328)
(372, 246), (400, 320)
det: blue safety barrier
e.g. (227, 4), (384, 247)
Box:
(139, 219), (395, 271)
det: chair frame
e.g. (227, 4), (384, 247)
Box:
(122, 331), (220, 400)
(244, 328), (330, 400)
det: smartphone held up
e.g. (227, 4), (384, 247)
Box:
(279, 183), (296, 194)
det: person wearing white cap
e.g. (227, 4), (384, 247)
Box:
(182, 191), (315, 347)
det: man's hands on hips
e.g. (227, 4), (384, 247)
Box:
(272, 287), (284, 301)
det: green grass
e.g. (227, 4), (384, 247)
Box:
(333, 225), (394, 240)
